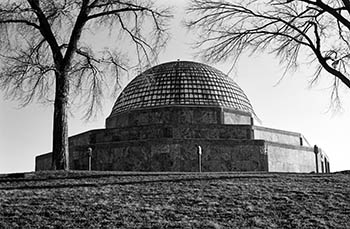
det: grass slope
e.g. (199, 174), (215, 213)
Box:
(0, 171), (350, 228)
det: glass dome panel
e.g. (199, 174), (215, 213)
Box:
(110, 61), (255, 116)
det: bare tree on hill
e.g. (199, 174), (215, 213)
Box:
(187, 0), (350, 105)
(0, 0), (172, 170)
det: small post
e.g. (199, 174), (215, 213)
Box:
(197, 145), (202, 173)
(87, 147), (92, 171)
(314, 145), (319, 174)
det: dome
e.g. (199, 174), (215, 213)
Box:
(110, 61), (254, 116)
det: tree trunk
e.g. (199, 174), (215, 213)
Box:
(51, 71), (69, 170)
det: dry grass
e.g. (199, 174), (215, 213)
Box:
(1, 171), (350, 228)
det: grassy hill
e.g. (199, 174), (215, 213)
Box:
(1, 171), (350, 228)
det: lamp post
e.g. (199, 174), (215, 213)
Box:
(197, 145), (202, 173)
(87, 147), (92, 171)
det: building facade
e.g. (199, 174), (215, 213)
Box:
(36, 61), (330, 173)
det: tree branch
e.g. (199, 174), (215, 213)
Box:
(27, 0), (63, 64)
(187, 0), (350, 97)
(299, 0), (350, 30)
(87, 7), (145, 21)
(0, 19), (40, 29)
(62, 0), (89, 69)
(341, 0), (350, 15)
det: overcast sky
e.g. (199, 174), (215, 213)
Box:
(1, 1), (350, 173)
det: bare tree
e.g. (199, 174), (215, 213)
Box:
(187, 0), (350, 104)
(0, 0), (171, 170)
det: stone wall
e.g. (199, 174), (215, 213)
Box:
(315, 147), (330, 173)
(222, 108), (252, 125)
(35, 138), (329, 173)
(253, 126), (303, 146)
(69, 139), (267, 172)
(106, 106), (252, 128)
(202, 140), (267, 172)
(35, 152), (52, 171)
(63, 121), (264, 172)
(68, 124), (253, 147)
(36, 113), (330, 173)
(266, 142), (316, 172)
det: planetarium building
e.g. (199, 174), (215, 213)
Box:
(36, 61), (330, 173)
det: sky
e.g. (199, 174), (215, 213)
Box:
(1, 1), (350, 173)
